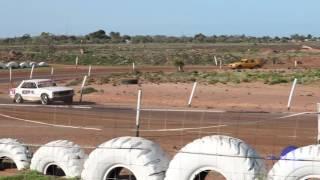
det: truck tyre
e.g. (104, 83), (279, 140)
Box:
(0, 138), (31, 170)
(268, 144), (320, 180)
(165, 135), (266, 180)
(81, 136), (170, 180)
(14, 94), (23, 104)
(40, 94), (50, 105)
(30, 140), (87, 178)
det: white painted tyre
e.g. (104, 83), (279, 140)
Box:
(269, 144), (320, 180)
(30, 140), (87, 178)
(29, 61), (37, 67)
(19, 61), (29, 68)
(81, 136), (170, 180)
(38, 62), (48, 67)
(0, 62), (6, 69)
(6, 61), (19, 69)
(0, 138), (31, 170)
(165, 135), (266, 180)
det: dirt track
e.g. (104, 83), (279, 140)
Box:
(0, 66), (319, 177)
(0, 103), (317, 172)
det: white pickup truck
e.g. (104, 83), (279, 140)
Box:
(9, 79), (74, 105)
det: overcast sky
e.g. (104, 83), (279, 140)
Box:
(0, 0), (318, 37)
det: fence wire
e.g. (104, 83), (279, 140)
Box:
(0, 103), (319, 179)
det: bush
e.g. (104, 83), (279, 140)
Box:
(66, 79), (82, 86)
(0, 170), (77, 180)
(79, 87), (98, 94)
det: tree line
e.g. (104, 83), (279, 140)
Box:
(0, 29), (318, 45)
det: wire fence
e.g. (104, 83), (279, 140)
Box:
(0, 103), (318, 179)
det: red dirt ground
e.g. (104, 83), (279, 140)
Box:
(0, 66), (319, 178)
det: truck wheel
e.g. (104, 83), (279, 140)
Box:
(14, 94), (23, 104)
(64, 97), (73, 104)
(40, 94), (50, 105)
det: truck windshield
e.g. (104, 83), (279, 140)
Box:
(38, 81), (57, 88)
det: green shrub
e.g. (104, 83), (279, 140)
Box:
(65, 79), (82, 86)
(79, 87), (98, 94)
(0, 170), (77, 180)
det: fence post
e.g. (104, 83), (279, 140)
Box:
(75, 56), (79, 72)
(79, 75), (87, 103)
(188, 82), (198, 107)
(9, 67), (12, 84)
(219, 60), (222, 69)
(214, 56), (218, 66)
(136, 89), (142, 137)
(30, 64), (35, 79)
(317, 103), (320, 144)
(51, 67), (54, 79)
(132, 62), (136, 72)
(287, 78), (297, 111)
(88, 65), (92, 77)
(294, 60), (297, 68)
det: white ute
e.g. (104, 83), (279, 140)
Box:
(10, 79), (74, 105)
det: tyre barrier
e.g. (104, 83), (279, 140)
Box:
(29, 61), (37, 67)
(268, 144), (320, 180)
(19, 61), (30, 69)
(0, 62), (6, 69)
(81, 136), (170, 180)
(0, 61), (49, 70)
(0, 138), (31, 170)
(165, 135), (266, 180)
(38, 62), (49, 67)
(2, 136), (320, 179)
(6, 61), (19, 69)
(30, 140), (87, 178)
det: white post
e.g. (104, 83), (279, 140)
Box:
(219, 60), (222, 69)
(214, 56), (218, 66)
(75, 56), (79, 71)
(132, 62), (135, 72)
(51, 67), (54, 76)
(79, 75), (87, 103)
(50, 67), (54, 79)
(135, 89), (142, 137)
(9, 67), (12, 83)
(75, 56), (79, 66)
(188, 82), (198, 107)
(287, 78), (297, 111)
(317, 103), (320, 143)
(30, 64), (35, 79)
(294, 60), (297, 68)
(88, 65), (92, 77)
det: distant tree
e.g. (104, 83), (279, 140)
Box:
(290, 34), (306, 41)
(122, 35), (131, 41)
(87, 29), (109, 39)
(40, 32), (52, 38)
(131, 35), (153, 43)
(194, 33), (206, 42)
(173, 58), (185, 72)
(109, 31), (121, 42)
(21, 34), (31, 40)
